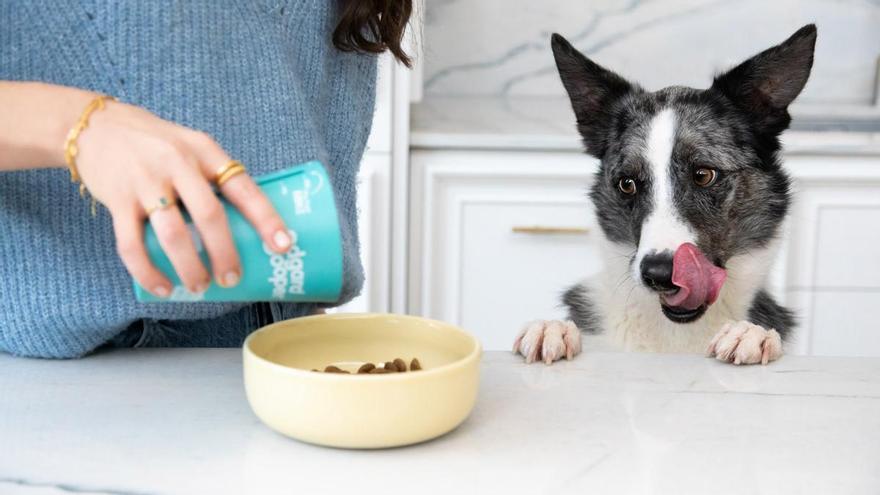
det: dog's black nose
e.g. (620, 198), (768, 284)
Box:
(640, 253), (676, 292)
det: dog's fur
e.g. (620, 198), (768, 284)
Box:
(515, 25), (817, 364)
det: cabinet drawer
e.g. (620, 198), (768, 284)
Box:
(412, 150), (600, 351)
(809, 291), (880, 357)
(459, 201), (600, 350)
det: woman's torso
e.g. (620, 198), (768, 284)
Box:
(0, 0), (376, 357)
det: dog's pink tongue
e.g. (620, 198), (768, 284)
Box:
(662, 243), (727, 310)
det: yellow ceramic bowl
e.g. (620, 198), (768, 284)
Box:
(243, 313), (482, 449)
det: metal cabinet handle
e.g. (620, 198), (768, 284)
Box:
(511, 226), (590, 235)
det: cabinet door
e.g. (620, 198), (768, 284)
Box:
(783, 156), (880, 356)
(411, 150), (600, 350)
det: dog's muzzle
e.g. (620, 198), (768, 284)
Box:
(640, 250), (710, 324)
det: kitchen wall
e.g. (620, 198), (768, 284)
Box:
(422, 0), (880, 107)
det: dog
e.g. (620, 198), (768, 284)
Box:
(513, 25), (817, 366)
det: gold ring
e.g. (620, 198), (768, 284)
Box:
(214, 160), (246, 187)
(144, 195), (176, 216)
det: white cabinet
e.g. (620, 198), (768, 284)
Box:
(410, 150), (602, 350)
(410, 148), (880, 356)
(783, 156), (880, 356)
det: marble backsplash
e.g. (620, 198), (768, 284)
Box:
(422, 0), (880, 107)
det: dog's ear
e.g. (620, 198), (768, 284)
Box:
(552, 33), (635, 158)
(711, 24), (817, 136)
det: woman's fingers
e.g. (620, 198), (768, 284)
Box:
(71, 99), (280, 291)
(186, 131), (292, 253)
(171, 164), (241, 288)
(112, 208), (172, 298)
(139, 182), (210, 294)
(219, 173), (292, 252)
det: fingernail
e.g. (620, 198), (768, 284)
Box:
(221, 271), (240, 288)
(195, 281), (210, 294)
(154, 286), (170, 298)
(273, 230), (291, 251)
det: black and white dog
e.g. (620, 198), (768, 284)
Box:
(514, 25), (817, 366)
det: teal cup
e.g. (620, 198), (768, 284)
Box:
(133, 161), (343, 303)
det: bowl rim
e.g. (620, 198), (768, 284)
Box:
(242, 312), (482, 380)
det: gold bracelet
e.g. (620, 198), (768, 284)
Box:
(63, 94), (116, 215)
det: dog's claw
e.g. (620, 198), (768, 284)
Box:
(513, 320), (582, 365)
(706, 320), (783, 365)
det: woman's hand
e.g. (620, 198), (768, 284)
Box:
(0, 82), (291, 297)
(71, 95), (292, 297)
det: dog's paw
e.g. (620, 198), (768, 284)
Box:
(513, 320), (582, 365)
(706, 320), (783, 365)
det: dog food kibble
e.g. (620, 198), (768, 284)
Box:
(311, 358), (422, 374)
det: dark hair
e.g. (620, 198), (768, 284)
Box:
(333, 0), (413, 67)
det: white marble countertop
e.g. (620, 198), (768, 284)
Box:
(2, 348), (879, 495)
(411, 96), (880, 156)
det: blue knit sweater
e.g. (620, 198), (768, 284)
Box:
(0, 1), (376, 358)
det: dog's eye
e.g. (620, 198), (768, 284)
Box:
(694, 168), (717, 187)
(618, 177), (637, 195)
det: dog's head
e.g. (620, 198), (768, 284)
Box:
(553, 25), (816, 324)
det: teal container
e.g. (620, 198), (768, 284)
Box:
(133, 161), (343, 303)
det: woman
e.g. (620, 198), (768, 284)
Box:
(0, 0), (412, 358)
